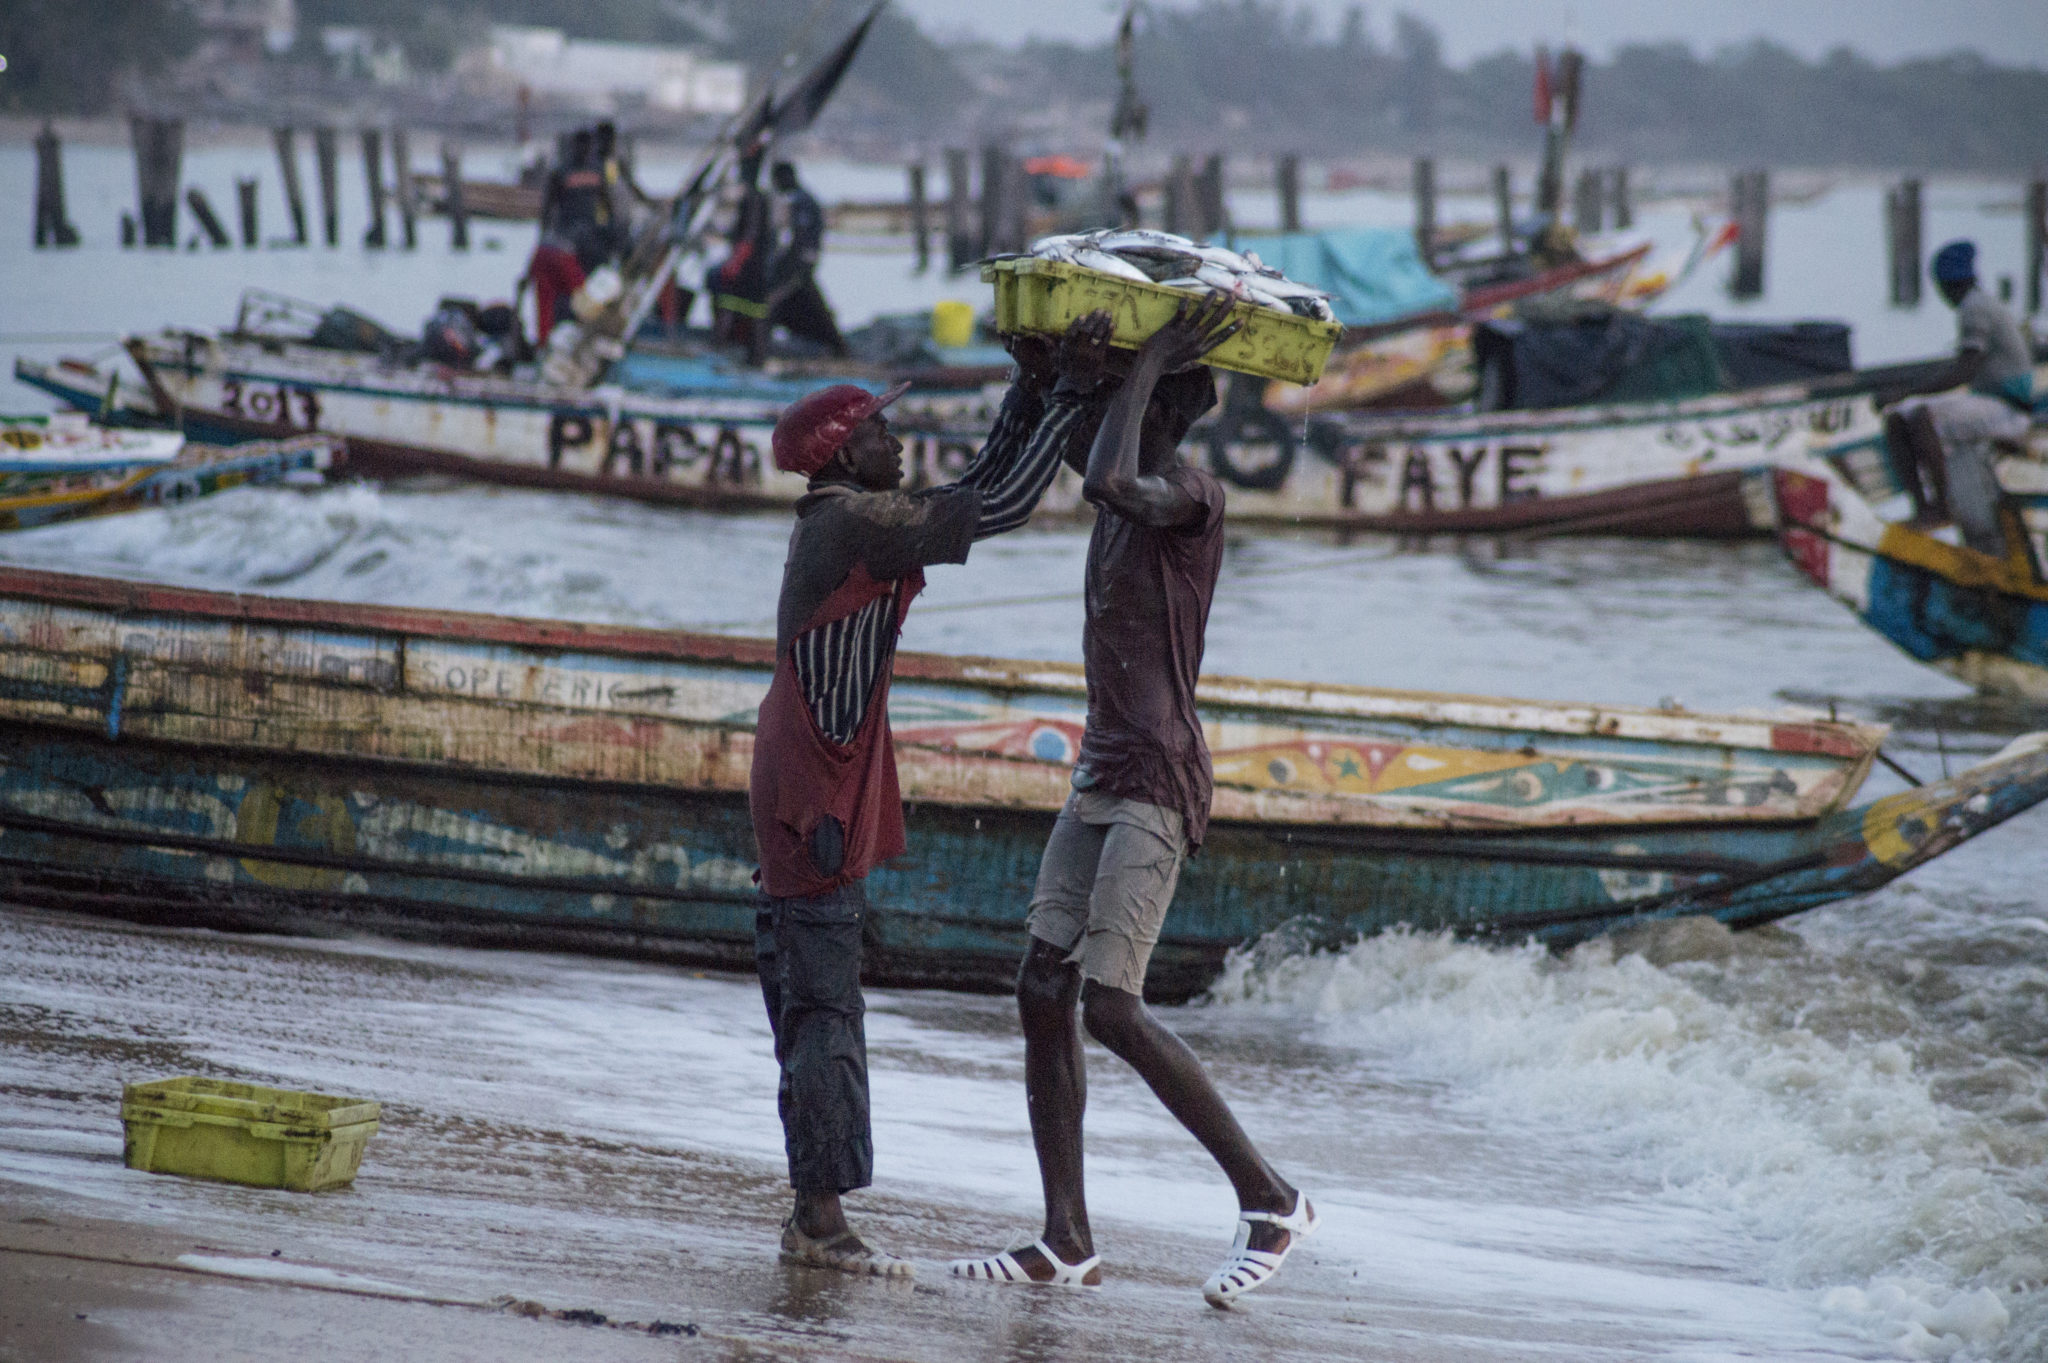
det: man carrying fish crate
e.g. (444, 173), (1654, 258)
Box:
(951, 294), (1317, 1306)
(750, 316), (1115, 1276)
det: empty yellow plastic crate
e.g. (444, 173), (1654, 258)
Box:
(982, 256), (1342, 386)
(121, 1077), (380, 1192)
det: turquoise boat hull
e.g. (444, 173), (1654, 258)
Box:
(4, 712), (2042, 1001)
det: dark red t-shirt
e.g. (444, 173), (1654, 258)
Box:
(1076, 463), (1227, 850)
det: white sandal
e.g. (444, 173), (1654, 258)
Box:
(1201, 1191), (1318, 1307)
(949, 1237), (1102, 1288)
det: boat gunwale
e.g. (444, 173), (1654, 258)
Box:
(134, 333), (991, 428)
(1326, 383), (1873, 442)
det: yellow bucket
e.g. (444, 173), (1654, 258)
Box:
(982, 256), (1342, 386)
(930, 299), (977, 349)
(121, 1077), (380, 1193)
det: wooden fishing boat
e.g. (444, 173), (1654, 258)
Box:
(1, 565), (2042, 1000)
(8, 329), (2035, 541)
(0, 427), (336, 532)
(6, 343), (1883, 539)
(1775, 434), (2048, 701)
(1, 413), (185, 479)
(12, 335), (1000, 517)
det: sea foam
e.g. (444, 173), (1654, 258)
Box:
(1204, 921), (2047, 1361)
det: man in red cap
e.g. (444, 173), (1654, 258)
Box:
(753, 314), (1114, 1276)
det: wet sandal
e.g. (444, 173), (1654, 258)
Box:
(949, 1237), (1102, 1288)
(780, 1218), (914, 1278)
(1201, 1191), (1318, 1308)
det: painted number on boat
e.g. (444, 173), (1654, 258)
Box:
(220, 379), (321, 430)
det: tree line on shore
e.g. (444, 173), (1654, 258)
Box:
(4, 0), (2044, 173)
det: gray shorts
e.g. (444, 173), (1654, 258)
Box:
(1025, 791), (1187, 995)
(1900, 393), (2033, 555)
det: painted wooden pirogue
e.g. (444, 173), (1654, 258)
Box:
(0, 419), (336, 532)
(1, 567), (2044, 998)
(19, 344), (2008, 541)
(1775, 447), (2048, 701)
(6, 343), (1887, 538)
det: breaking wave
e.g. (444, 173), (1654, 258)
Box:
(1204, 907), (2048, 1361)
(0, 481), (787, 631)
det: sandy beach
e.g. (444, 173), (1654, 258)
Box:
(9, 900), (1924, 1363)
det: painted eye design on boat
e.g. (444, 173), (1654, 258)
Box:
(1266, 758), (1296, 784)
(1030, 728), (1072, 763)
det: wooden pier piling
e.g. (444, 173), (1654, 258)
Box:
(1412, 157), (1436, 262)
(313, 127), (340, 247)
(392, 130), (418, 250)
(442, 144), (469, 251)
(184, 188), (231, 248)
(1610, 166), (1633, 230)
(1887, 177), (1923, 308)
(944, 147), (972, 272)
(978, 144), (1002, 257)
(978, 144), (1025, 257)
(1000, 155), (1028, 256)
(360, 129), (387, 249)
(33, 123), (81, 248)
(236, 178), (259, 247)
(2026, 179), (2045, 316)
(1572, 168), (1603, 235)
(1730, 168), (1768, 300)
(1277, 154), (1301, 233)
(1196, 153), (1227, 239)
(1164, 153), (1195, 236)
(1492, 164), (1513, 252)
(130, 117), (184, 248)
(272, 127), (308, 245)
(907, 162), (929, 273)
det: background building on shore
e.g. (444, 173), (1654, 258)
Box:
(460, 25), (747, 119)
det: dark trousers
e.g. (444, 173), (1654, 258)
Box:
(755, 883), (872, 1194)
(766, 268), (848, 357)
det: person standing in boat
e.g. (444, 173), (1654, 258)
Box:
(950, 295), (1316, 1307)
(1887, 240), (2036, 555)
(763, 161), (848, 358)
(711, 173), (773, 359)
(750, 316), (1115, 1276)
(526, 129), (600, 345)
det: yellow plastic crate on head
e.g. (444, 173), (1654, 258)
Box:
(121, 1076), (380, 1192)
(982, 256), (1342, 386)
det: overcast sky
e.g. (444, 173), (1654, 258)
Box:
(894, 0), (2048, 68)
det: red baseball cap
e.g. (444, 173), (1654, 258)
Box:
(771, 381), (912, 477)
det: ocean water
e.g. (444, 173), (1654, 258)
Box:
(3, 132), (2047, 1360)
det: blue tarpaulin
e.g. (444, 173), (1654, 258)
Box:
(1236, 227), (1458, 328)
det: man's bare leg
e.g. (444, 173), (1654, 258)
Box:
(999, 940), (1103, 1283)
(1080, 982), (1300, 1257)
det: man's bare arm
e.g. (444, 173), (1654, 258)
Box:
(1082, 293), (1238, 528)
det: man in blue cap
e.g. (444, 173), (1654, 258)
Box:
(1886, 240), (2036, 554)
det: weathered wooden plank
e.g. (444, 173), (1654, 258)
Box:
(0, 569), (1876, 827)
